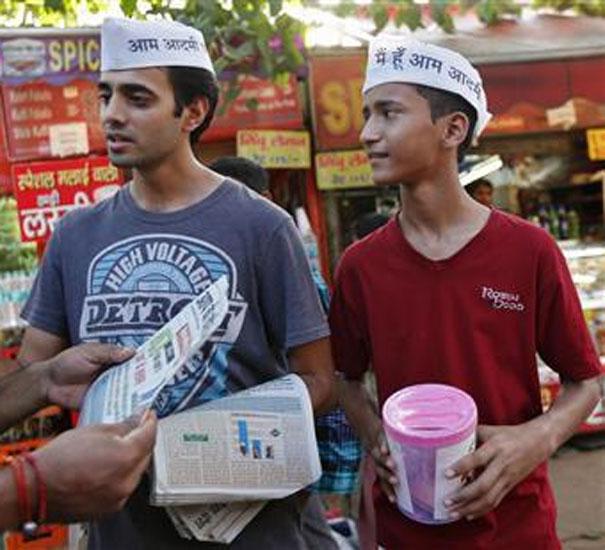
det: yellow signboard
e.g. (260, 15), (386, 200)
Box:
(315, 150), (374, 191)
(587, 128), (605, 161)
(236, 130), (310, 169)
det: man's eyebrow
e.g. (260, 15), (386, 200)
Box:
(373, 99), (404, 110)
(118, 83), (157, 96)
(96, 82), (157, 96)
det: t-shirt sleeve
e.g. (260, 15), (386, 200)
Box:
(257, 217), (329, 350)
(536, 237), (601, 382)
(20, 223), (67, 337)
(328, 252), (370, 381)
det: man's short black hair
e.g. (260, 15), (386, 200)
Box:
(414, 85), (477, 163)
(209, 156), (269, 194)
(465, 178), (493, 196)
(353, 212), (390, 240)
(166, 66), (219, 145)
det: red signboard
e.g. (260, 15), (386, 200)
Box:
(308, 53), (366, 151)
(0, 94), (11, 194)
(202, 74), (303, 142)
(2, 78), (105, 162)
(11, 156), (123, 243)
(0, 32), (99, 85)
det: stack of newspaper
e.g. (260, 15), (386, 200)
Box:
(154, 375), (321, 543)
(80, 276), (322, 544)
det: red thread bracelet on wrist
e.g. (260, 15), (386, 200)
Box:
(24, 453), (47, 525)
(8, 457), (31, 525)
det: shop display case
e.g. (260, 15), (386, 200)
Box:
(539, 241), (605, 433)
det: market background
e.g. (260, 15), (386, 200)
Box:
(1, 1), (605, 548)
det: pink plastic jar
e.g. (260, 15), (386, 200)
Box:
(382, 384), (477, 524)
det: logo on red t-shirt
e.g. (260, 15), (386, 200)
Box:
(481, 286), (525, 311)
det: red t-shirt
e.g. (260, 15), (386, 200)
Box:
(329, 210), (601, 549)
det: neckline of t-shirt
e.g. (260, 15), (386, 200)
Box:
(120, 178), (232, 225)
(389, 208), (498, 269)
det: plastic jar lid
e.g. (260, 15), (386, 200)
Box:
(383, 384), (477, 448)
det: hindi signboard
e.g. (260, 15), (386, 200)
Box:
(237, 130), (310, 169)
(11, 156), (123, 243)
(315, 150), (374, 190)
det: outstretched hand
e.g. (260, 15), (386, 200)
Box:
(42, 343), (134, 409)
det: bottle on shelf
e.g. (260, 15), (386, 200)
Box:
(567, 208), (581, 240)
(557, 205), (569, 240)
(548, 206), (560, 240)
(538, 205), (551, 235)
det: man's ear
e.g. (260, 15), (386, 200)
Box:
(181, 96), (210, 133)
(441, 111), (470, 152)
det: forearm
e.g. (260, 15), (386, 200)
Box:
(0, 362), (49, 432)
(529, 376), (602, 456)
(288, 337), (337, 415)
(298, 370), (336, 415)
(0, 357), (20, 377)
(338, 378), (382, 449)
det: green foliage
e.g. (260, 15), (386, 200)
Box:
(1, 0), (604, 78)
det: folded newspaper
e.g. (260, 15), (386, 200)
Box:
(77, 275), (323, 544)
(80, 276), (229, 426)
(152, 374), (322, 543)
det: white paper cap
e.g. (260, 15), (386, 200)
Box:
(101, 17), (215, 75)
(363, 35), (491, 138)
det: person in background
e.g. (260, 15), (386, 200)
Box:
(0, 343), (156, 532)
(331, 35), (601, 549)
(211, 155), (359, 545)
(209, 156), (272, 200)
(465, 178), (494, 208)
(16, 17), (335, 550)
(353, 212), (390, 241)
(209, 156), (332, 311)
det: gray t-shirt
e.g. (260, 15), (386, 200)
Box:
(22, 179), (331, 549)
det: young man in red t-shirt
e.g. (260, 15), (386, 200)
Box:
(330, 36), (602, 549)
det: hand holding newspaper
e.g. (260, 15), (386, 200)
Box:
(77, 275), (323, 544)
(79, 276), (229, 426)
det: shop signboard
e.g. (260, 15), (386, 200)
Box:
(315, 150), (374, 191)
(0, 95), (10, 194)
(237, 130), (310, 169)
(0, 31), (100, 85)
(202, 74), (303, 142)
(11, 156), (122, 243)
(1, 78), (105, 162)
(308, 54), (365, 151)
(0, 32), (103, 161)
(587, 128), (605, 161)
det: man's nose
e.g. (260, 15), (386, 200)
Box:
(101, 95), (126, 126)
(360, 118), (380, 145)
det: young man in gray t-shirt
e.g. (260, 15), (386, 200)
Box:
(18, 17), (336, 550)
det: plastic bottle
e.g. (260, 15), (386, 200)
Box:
(548, 206), (560, 239)
(567, 208), (581, 240)
(558, 205), (569, 240)
(538, 206), (550, 234)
